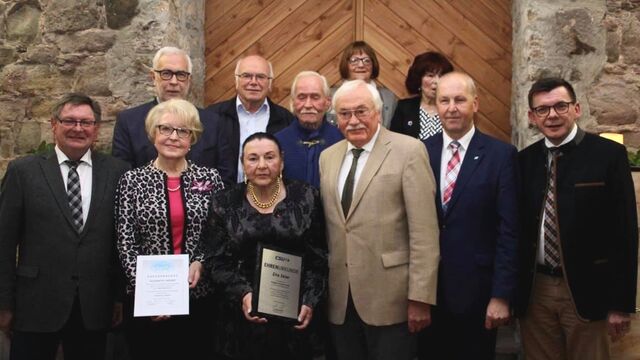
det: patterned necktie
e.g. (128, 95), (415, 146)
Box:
(442, 141), (461, 211)
(543, 148), (561, 268)
(341, 148), (364, 216)
(66, 160), (83, 232)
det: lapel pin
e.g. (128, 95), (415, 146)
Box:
(407, 121), (413, 126)
(474, 155), (480, 160)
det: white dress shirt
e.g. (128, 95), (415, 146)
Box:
(338, 124), (381, 200)
(55, 146), (92, 225)
(236, 96), (270, 183)
(537, 124), (578, 264)
(439, 126), (475, 204)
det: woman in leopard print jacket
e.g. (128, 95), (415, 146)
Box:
(114, 99), (224, 360)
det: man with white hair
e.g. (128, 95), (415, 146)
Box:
(275, 71), (343, 188)
(207, 55), (294, 184)
(319, 79), (440, 360)
(112, 47), (231, 179)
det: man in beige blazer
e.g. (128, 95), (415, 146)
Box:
(319, 79), (440, 360)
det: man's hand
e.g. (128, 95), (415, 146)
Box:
(242, 292), (267, 324)
(0, 310), (13, 338)
(608, 311), (631, 342)
(408, 300), (431, 333)
(294, 305), (313, 330)
(188, 261), (202, 289)
(485, 297), (510, 329)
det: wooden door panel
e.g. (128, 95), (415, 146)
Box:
(205, 0), (512, 141)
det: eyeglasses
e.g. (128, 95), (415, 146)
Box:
(154, 69), (191, 82)
(532, 101), (575, 118)
(235, 73), (272, 82)
(157, 125), (192, 139)
(57, 119), (97, 128)
(348, 57), (372, 66)
(336, 108), (372, 120)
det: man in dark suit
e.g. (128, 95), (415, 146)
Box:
(0, 94), (129, 360)
(112, 46), (232, 180)
(419, 72), (519, 360)
(516, 77), (638, 359)
(207, 55), (294, 184)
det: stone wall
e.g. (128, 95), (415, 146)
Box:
(512, 0), (640, 150)
(0, 0), (204, 176)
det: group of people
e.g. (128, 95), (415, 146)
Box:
(0, 41), (636, 360)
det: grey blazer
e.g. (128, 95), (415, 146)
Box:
(0, 151), (129, 332)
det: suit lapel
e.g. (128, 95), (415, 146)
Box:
(82, 152), (107, 237)
(426, 134), (444, 220)
(348, 128), (390, 220)
(40, 152), (77, 231)
(445, 131), (485, 215)
(327, 141), (348, 220)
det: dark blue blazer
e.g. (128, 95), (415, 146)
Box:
(424, 130), (519, 314)
(111, 100), (234, 182)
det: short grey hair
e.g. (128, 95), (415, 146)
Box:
(332, 79), (383, 112)
(152, 46), (193, 73)
(291, 71), (330, 98)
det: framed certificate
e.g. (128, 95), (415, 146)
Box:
(251, 243), (303, 322)
(133, 254), (189, 317)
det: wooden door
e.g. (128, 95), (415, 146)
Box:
(205, 0), (512, 141)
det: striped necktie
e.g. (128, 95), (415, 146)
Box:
(543, 148), (561, 268)
(442, 141), (461, 211)
(65, 160), (83, 232)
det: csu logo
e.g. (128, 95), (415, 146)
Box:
(275, 255), (290, 262)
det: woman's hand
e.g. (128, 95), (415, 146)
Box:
(150, 315), (171, 322)
(188, 261), (202, 289)
(293, 305), (313, 330)
(242, 292), (268, 324)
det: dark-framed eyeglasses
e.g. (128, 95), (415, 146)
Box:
(154, 69), (191, 82)
(157, 125), (192, 139)
(235, 72), (272, 82)
(532, 101), (575, 118)
(348, 57), (372, 66)
(57, 118), (97, 128)
(337, 108), (372, 120)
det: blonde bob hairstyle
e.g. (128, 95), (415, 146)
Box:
(145, 99), (203, 144)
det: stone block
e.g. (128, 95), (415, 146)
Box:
(0, 97), (27, 123)
(56, 29), (117, 53)
(0, 46), (16, 67)
(15, 120), (42, 153)
(74, 56), (112, 96)
(105, 0), (139, 29)
(1, 64), (73, 95)
(23, 44), (58, 64)
(0, 126), (15, 158)
(589, 77), (639, 126)
(43, 0), (100, 34)
(622, 17), (640, 64)
(6, 3), (41, 43)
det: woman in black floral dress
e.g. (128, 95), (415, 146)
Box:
(205, 132), (327, 360)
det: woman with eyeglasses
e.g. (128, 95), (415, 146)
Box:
(115, 99), (224, 359)
(390, 51), (454, 140)
(328, 41), (397, 128)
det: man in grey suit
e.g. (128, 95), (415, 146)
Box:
(0, 94), (129, 360)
